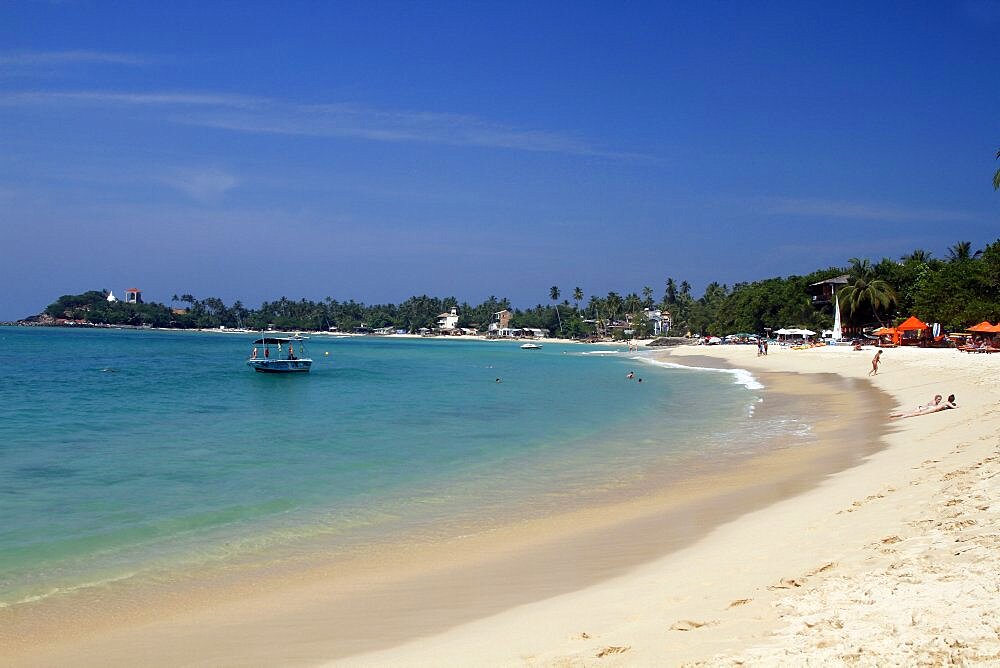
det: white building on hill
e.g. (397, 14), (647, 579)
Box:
(437, 307), (459, 332)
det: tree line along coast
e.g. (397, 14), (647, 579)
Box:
(14, 238), (1000, 340)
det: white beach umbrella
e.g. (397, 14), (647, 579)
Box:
(774, 328), (793, 335)
(799, 329), (816, 336)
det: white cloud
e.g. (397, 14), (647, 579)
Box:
(0, 50), (149, 67)
(0, 88), (638, 158)
(159, 167), (239, 202)
(766, 197), (979, 223)
(0, 90), (261, 108)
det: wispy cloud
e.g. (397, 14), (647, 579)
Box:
(766, 197), (979, 223)
(180, 102), (628, 156)
(0, 89), (638, 158)
(159, 167), (239, 202)
(0, 50), (149, 67)
(0, 90), (261, 108)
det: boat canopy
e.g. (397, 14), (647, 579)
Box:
(253, 337), (304, 345)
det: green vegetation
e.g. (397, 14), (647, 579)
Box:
(994, 148), (1000, 191)
(37, 238), (1000, 337)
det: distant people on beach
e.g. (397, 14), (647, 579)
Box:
(763, 339), (768, 355)
(757, 340), (763, 356)
(890, 394), (957, 419)
(869, 349), (883, 376)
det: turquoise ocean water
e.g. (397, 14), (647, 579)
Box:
(0, 327), (776, 608)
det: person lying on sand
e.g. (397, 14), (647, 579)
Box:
(890, 394), (956, 419)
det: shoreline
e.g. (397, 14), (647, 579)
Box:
(348, 344), (999, 665)
(2, 344), (904, 666)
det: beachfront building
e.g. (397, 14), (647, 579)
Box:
(106, 290), (118, 303)
(487, 309), (512, 338)
(491, 326), (549, 339)
(807, 275), (848, 305)
(643, 308), (671, 336)
(437, 307), (459, 332)
(124, 288), (143, 304)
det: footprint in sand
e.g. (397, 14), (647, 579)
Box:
(669, 620), (718, 631)
(595, 645), (630, 657)
(804, 562), (836, 577)
(727, 598), (752, 609)
(767, 578), (803, 590)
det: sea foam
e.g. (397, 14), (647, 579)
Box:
(636, 356), (764, 390)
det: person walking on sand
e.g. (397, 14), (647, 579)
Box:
(869, 349), (882, 376)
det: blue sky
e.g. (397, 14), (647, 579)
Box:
(1, 1), (998, 319)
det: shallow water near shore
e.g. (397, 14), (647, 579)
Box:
(0, 327), (779, 611)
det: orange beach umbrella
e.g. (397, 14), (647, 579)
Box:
(896, 316), (929, 331)
(968, 321), (996, 332)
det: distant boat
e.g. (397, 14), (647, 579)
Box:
(520, 342), (542, 349)
(247, 335), (312, 373)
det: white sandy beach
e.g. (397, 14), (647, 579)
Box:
(6, 343), (999, 666)
(342, 343), (1000, 666)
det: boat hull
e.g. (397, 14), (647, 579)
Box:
(247, 359), (313, 373)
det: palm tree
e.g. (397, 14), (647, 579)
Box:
(549, 286), (563, 335)
(946, 241), (981, 262)
(642, 286), (654, 308)
(838, 257), (897, 326)
(901, 249), (932, 264)
(623, 292), (642, 318)
(605, 292), (623, 323)
(994, 148), (999, 191)
(663, 278), (677, 305)
(572, 287), (584, 313)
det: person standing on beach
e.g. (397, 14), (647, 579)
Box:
(869, 349), (882, 376)
(763, 339), (768, 355)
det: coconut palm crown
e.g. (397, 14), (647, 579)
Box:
(838, 257), (898, 327)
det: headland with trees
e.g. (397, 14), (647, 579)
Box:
(18, 238), (1000, 340)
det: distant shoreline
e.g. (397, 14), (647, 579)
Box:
(1, 321), (695, 349)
